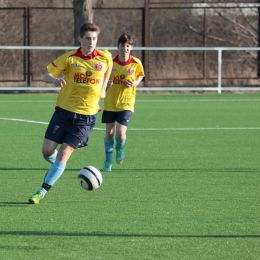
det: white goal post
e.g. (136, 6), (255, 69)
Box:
(1, 46), (260, 94)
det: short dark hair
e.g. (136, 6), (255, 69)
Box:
(117, 33), (133, 46)
(79, 23), (100, 37)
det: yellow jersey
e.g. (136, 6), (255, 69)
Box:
(104, 55), (145, 112)
(47, 48), (112, 115)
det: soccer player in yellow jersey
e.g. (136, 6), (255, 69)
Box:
(28, 23), (112, 204)
(102, 34), (145, 172)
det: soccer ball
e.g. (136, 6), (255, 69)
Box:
(78, 166), (103, 191)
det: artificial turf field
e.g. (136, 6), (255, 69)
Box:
(0, 93), (259, 259)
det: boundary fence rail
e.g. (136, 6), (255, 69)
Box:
(1, 46), (260, 94)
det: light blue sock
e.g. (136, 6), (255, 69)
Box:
(104, 138), (114, 163)
(116, 136), (126, 150)
(44, 160), (66, 186)
(37, 187), (47, 197)
(43, 149), (58, 164)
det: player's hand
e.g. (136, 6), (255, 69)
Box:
(100, 90), (106, 99)
(107, 80), (113, 88)
(125, 78), (135, 88)
(53, 78), (66, 87)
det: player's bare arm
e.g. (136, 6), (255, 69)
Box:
(43, 73), (66, 87)
(101, 63), (113, 99)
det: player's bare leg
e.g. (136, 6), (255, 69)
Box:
(29, 143), (74, 204)
(42, 138), (59, 164)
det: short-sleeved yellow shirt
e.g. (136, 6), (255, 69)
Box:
(104, 55), (145, 112)
(47, 48), (112, 115)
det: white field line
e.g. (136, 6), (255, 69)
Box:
(136, 99), (260, 102)
(0, 99), (260, 102)
(0, 117), (48, 125)
(120, 127), (260, 131)
(0, 100), (55, 102)
(0, 118), (259, 131)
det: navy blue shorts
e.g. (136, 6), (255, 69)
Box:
(101, 110), (132, 126)
(45, 107), (96, 149)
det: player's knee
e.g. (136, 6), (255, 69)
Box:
(42, 147), (55, 158)
(105, 132), (114, 140)
(56, 146), (74, 163)
(116, 133), (125, 140)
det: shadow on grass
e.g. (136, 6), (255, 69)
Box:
(0, 230), (259, 238)
(101, 168), (259, 173)
(0, 168), (49, 171)
(0, 167), (258, 173)
(0, 202), (29, 207)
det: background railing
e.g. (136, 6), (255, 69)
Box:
(1, 46), (260, 94)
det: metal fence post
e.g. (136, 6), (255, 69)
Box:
(218, 48), (222, 94)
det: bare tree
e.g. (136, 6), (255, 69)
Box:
(73, 0), (93, 46)
(180, 1), (259, 80)
(185, 2), (258, 49)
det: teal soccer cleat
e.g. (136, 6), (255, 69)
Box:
(28, 191), (44, 204)
(116, 146), (124, 164)
(102, 161), (112, 172)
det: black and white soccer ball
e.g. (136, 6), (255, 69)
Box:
(78, 166), (103, 191)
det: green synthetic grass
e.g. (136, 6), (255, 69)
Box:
(0, 93), (259, 259)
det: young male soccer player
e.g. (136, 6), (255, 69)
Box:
(101, 33), (145, 172)
(28, 23), (112, 204)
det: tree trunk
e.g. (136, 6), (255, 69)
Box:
(73, 0), (93, 46)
